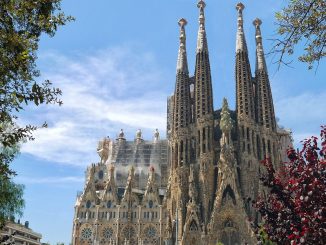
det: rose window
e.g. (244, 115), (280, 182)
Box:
(81, 227), (92, 239)
(122, 226), (137, 244)
(146, 226), (156, 238)
(143, 226), (158, 244)
(102, 227), (114, 239)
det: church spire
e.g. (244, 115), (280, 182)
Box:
(253, 18), (276, 130)
(196, 0), (208, 53)
(235, 2), (247, 53)
(194, 0), (215, 226)
(253, 18), (267, 72)
(176, 18), (189, 74)
(173, 18), (191, 134)
(235, 2), (255, 121)
(171, 18), (191, 167)
(194, 0), (213, 119)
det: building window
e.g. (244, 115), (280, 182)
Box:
(246, 127), (250, 140)
(98, 170), (104, 179)
(86, 200), (91, 209)
(149, 200), (153, 208)
(107, 200), (112, 208)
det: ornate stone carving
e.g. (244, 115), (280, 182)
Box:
(97, 137), (110, 164)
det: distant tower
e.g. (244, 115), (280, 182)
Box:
(194, 0), (215, 227)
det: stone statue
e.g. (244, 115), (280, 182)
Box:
(136, 129), (142, 139)
(154, 128), (160, 142)
(118, 129), (125, 139)
(220, 98), (234, 147)
(97, 137), (110, 164)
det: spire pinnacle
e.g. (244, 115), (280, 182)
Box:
(236, 2), (245, 12)
(178, 18), (187, 28)
(253, 18), (262, 44)
(196, 0), (208, 53)
(197, 0), (206, 25)
(176, 18), (189, 73)
(235, 2), (247, 52)
(253, 18), (267, 71)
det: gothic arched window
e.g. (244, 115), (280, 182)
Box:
(86, 200), (91, 209)
(189, 220), (198, 231)
(148, 200), (153, 208)
(98, 170), (104, 179)
(107, 200), (112, 208)
(224, 220), (233, 228)
(222, 185), (236, 205)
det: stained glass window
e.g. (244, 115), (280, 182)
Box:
(102, 227), (114, 239)
(98, 170), (104, 179)
(107, 200), (112, 208)
(148, 200), (153, 208)
(86, 200), (91, 209)
(81, 227), (92, 239)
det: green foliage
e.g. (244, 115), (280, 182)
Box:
(0, 176), (25, 228)
(0, 122), (24, 228)
(0, 0), (74, 178)
(257, 227), (276, 245)
(216, 242), (224, 245)
(273, 0), (325, 69)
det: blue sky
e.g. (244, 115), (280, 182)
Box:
(12, 0), (325, 244)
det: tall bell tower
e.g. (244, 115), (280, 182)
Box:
(194, 0), (215, 227)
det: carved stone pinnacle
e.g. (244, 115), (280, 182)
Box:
(178, 18), (187, 27)
(253, 18), (262, 27)
(197, 0), (206, 9)
(236, 2), (245, 11)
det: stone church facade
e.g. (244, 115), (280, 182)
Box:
(71, 1), (292, 245)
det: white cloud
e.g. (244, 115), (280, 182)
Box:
(20, 47), (169, 166)
(275, 92), (326, 146)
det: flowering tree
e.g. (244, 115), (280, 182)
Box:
(254, 126), (326, 245)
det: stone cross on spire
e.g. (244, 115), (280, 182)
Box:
(196, 0), (208, 53)
(176, 18), (189, 73)
(235, 2), (248, 53)
(253, 18), (267, 72)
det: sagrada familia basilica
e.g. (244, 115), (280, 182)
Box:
(71, 1), (292, 244)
